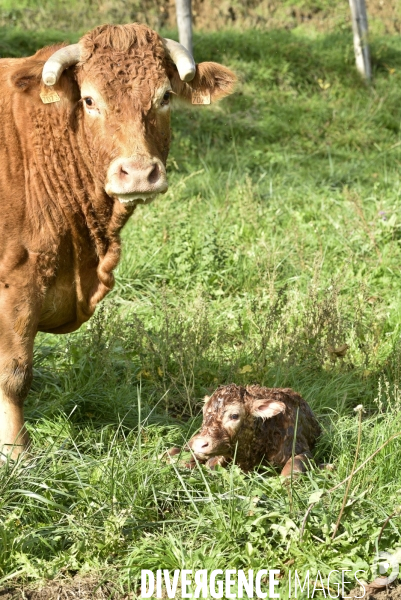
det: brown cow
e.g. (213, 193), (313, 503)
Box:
(0, 23), (236, 460)
(188, 384), (321, 475)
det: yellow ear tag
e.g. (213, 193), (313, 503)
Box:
(40, 86), (61, 104)
(191, 90), (211, 105)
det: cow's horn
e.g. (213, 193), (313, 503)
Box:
(163, 38), (196, 82)
(42, 44), (82, 86)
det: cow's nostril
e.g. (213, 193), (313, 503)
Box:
(200, 440), (209, 449)
(120, 167), (129, 176)
(148, 163), (160, 185)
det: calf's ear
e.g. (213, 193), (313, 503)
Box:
(252, 400), (286, 420)
(170, 62), (236, 104)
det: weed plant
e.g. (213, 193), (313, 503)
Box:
(0, 24), (401, 598)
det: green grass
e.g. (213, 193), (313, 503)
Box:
(1, 25), (401, 598)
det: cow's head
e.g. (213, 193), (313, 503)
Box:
(35, 23), (236, 206)
(188, 384), (286, 461)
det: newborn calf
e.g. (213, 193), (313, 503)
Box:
(188, 384), (321, 475)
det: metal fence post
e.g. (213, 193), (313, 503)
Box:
(349, 0), (372, 81)
(176, 0), (193, 55)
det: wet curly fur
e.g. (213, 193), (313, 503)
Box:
(189, 384), (321, 473)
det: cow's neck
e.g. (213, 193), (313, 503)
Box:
(75, 111), (137, 312)
(26, 102), (134, 330)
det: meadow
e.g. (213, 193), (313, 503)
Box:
(1, 12), (401, 600)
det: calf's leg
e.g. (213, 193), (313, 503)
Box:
(280, 453), (312, 477)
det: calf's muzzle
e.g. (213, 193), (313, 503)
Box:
(188, 433), (231, 459)
(189, 435), (211, 455)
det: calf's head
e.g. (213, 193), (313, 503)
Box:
(189, 384), (286, 461)
(10, 23), (236, 206)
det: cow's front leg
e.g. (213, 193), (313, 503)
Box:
(0, 391), (30, 461)
(0, 311), (37, 461)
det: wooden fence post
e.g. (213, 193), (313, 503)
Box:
(176, 0), (193, 55)
(349, 0), (372, 81)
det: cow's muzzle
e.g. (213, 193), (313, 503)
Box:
(105, 157), (168, 204)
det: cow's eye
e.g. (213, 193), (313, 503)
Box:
(230, 414), (239, 420)
(84, 97), (95, 107)
(161, 91), (171, 106)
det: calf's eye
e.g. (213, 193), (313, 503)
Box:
(84, 97), (95, 107)
(230, 414), (239, 420)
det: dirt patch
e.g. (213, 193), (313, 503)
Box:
(347, 581), (401, 599)
(2, 577), (401, 600)
(0, 575), (130, 600)
(187, 0), (401, 35)
(366, 0), (400, 34)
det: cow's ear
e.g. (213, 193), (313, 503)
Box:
(10, 61), (43, 92)
(170, 61), (236, 105)
(251, 400), (286, 420)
